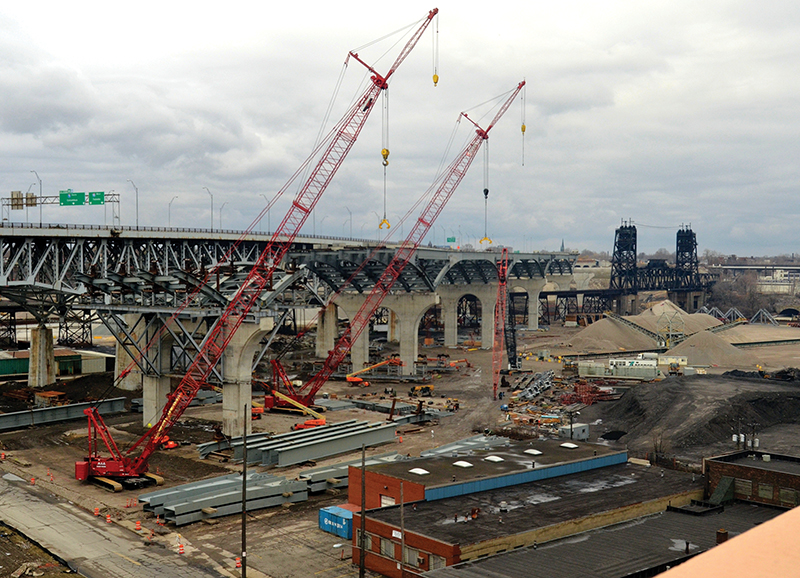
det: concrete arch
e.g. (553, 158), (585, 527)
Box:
(436, 284), (496, 348)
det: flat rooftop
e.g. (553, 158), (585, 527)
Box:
(366, 438), (622, 488)
(368, 462), (702, 546)
(708, 450), (800, 476)
(423, 502), (781, 578)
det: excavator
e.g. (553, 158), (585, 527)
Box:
(345, 354), (403, 386)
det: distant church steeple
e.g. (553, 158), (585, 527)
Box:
(560, 239), (565, 252)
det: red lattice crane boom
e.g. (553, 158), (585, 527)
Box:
(491, 247), (509, 401)
(268, 81), (526, 410)
(77, 9), (439, 485)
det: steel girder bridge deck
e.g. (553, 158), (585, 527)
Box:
(0, 223), (576, 383)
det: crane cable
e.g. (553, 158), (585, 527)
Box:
(432, 11), (439, 86)
(379, 90), (391, 229)
(480, 142), (492, 245)
(521, 80), (526, 166)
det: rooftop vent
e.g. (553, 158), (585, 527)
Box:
(484, 455), (504, 463)
(453, 461), (473, 468)
(560, 443), (579, 449)
(409, 468), (430, 475)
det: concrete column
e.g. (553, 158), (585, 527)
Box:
(220, 316), (272, 437)
(315, 303), (338, 358)
(350, 328), (370, 375)
(142, 375), (171, 427)
(28, 325), (55, 388)
(380, 294), (438, 371)
(480, 292), (495, 350)
(517, 278), (547, 330)
(440, 296), (458, 347)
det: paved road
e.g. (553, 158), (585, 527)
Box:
(0, 469), (233, 578)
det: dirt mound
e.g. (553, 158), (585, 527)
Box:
(667, 331), (761, 368)
(600, 374), (800, 456)
(569, 317), (658, 352)
(632, 300), (721, 335)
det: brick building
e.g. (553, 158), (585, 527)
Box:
(704, 450), (800, 507)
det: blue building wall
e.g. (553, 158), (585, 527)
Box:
(424, 451), (628, 501)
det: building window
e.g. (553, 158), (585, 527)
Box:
(758, 483), (773, 500)
(380, 538), (394, 558)
(430, 554), (447, 570)
(356, 530), (372, 552)
(780, 488), (797, 506)
(380, 495), (396, 507)
(734, 478), (752, 496)
(403, 546), (420, 567)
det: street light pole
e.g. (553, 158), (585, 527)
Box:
(203, 187), (213, 231)
(168, 196), (178, 228)
(25, 183), (35, 223)
(260, 194), (270, 233)
(127, 179), (139, 228)
(344, 206), (352, 237)
(30, 171), (42, 226)
(220, 201), (228, 230)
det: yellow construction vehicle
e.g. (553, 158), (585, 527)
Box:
(346, 354), (402, 386)
(409, 384), (434, 397)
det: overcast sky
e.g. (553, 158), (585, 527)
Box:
(2, 1), (799, 256)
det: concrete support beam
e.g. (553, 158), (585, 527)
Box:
(515, 278), (547, 330)
(336, 293), (438, 373)
(142, 375), (171, 427)
(441, 296), (458, 348)
(28, 325), (55, 388)
(219, 317), (272, 437)
(315, 303), (338, 358)
(436, 285), (496, 349)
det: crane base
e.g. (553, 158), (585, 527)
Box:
(92, 473), (163, 492)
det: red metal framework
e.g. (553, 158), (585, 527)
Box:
(268, 81), (526, 410)
(78, 9), (439, 482)
(491, 247), (509, 401)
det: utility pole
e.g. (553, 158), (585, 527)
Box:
(241, 406), (247, 577)
(359, 444), (366, 578)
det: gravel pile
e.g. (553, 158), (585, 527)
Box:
(666, 330), (762, 368)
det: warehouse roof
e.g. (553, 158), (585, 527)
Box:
(366, 462), (702, 546)
(364, 438), (622, 488)
(706, 450), (800, 476)
(422, 502), (780, 578)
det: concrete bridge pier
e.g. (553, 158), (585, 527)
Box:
(315, 303), (338, 358)
(335, 293), (438, 374)
(515, 278), (547, 331)
(437, 285), (498, 349)
(28, 325), (55, 388)
(220, 316), (273, 437)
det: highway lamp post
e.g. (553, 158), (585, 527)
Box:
(344, 206), (352, 237)
(30, 170), (42, 226)
(395, 214), (404, 238)
(203, 187), (213, 231)
(342, 219), (348, 237)
(127, 179), (139, 228)
(360, 222), (368, 237)
(168, 196), (178, 228)
(372, 211), (383, 241)
(219, 201), (229, 230)
(260, 194), (270, 233)
(316, 214), (328, 237)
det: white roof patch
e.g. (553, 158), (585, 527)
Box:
(560, 442), (579, 449)
(524, 449), (543, 456)
(409, 468), (430, 475)
(484, 455), (504, 463)
(452, 461), (473, 468)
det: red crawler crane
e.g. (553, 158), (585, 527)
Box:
(76, 9), (439, 489)
(266, 82), (526, 412)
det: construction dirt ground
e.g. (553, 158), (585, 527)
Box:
(2, 305), (800, 577)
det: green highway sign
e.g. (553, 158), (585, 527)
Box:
(88, 191), (105, 205)
(447, 236), (456, 243)
(59, 190), (85, 206)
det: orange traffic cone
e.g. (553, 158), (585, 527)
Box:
(178, 544), (185, 555)
(235, 557), (242, 568)
(1, 452), (5, 460)
(94, 507), (100, 516)
(30, 477), (35, 485)
(135, 520), (142, 531)
(106, 514), (112, 524)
